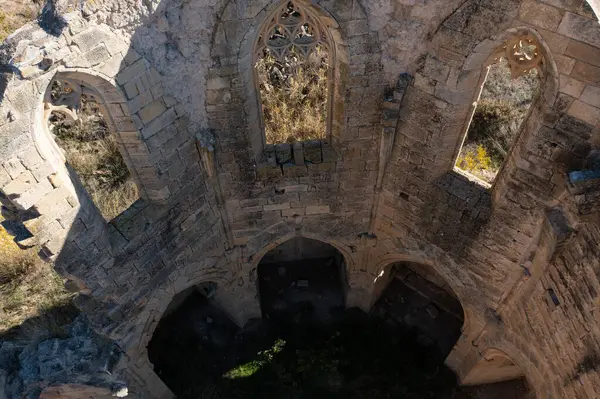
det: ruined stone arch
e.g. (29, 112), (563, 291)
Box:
(448, 27), (559, 196)
(38, 68), (164, 204)
(119, 268), (240, 399)
(370, 253), (482, 317)
(246, 231), (357, 272)
(369, 253), (484, 376)
(463, 334), (554, 399)
(209, 0), (350, 164)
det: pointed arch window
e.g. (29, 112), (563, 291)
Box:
(254, 1), (334, 146)
(455, 34), (542, 185)
(45, 77), (140, 221)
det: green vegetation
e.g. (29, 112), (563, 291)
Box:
(50, 94), (139, 221)
(256, 46), (329, 144)
(457, 59), (539, 183)
(223, 339), (286, 379)
(0, 225), (74, 335)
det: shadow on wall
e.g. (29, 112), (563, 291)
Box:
(417, 171), (492, 259)
(0, 0), (76, 101)
(147, 285), (466, 399)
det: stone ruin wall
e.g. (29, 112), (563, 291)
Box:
(0, 0), (600, 397)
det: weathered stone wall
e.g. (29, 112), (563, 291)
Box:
(0, 0), (599, 398)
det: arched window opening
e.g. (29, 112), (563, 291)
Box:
(257, 237), (347, 323)
(45, 78), (139, 221)
(371, 262), (464, 359)
(455, 35), (542, 185)
(255, 1), (333, 146)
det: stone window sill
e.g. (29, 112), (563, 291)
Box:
(263, 140), (333, 166)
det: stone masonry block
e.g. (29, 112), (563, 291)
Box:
(565, 40), (600, 68)
(138, 100), (167, 124)
(571, 62), (600, 85)
(423, 55), (451, 82)
(2, 170), (36, 197)
(568, 100), (600, 126)
(3, 158), (25, 179)
(559, 74), (586, 97)
(263, 203), (290, 212)
(303, 140), (322, 164)
(124, 81), (139, 99)
(305, 205), (331, 215)
(128, 90), (153, 114)
(518, 0), (563, 31)
(0, 166), (10, 187)
(558, 12), (600, 48)
(275, 144), (292, 164)
(293, 142), (304, 166)
(117, 59), (148, 85)
(72, 28), (113, 52)
(141, 108), (177, 139)
(434, 85), (472, 105)
(553, 54), (576, 75)
(16, 179), (54, 210)
(580, 86), (600, 108)
(84, 44), (111, 66)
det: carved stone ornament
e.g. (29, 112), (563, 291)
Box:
(255, 1), (331, 62)
(496, 34), (543, 79)
(44, 78), (103, 127)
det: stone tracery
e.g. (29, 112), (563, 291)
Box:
(495, 34), (543, 79)
(255, 1), (331, 62)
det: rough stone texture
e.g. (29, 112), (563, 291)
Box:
(0, 317), (127, 399)
(0, 1), (599, 398)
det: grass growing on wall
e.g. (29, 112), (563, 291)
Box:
(0, 223), (73, 334)
(256, 46), (329, 144)
(456, 59), (539, 183)
(50, 94), (139, 221)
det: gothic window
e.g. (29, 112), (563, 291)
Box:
(254, 1), (333, 145)
(45, 78), (139, 221)
(455, 35), (542, 185)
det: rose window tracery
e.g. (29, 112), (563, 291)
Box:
(254, 1), (333, 146)
(494, 34), (543, 79)
(255, 1), (331, 62)
(44, 78), (106, 129)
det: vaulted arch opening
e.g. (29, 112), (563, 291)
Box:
(461, 349), (533, 398)
(147, 282), (240, 398)
(257, 237), (348, 323)
(372, 261), (465, 358)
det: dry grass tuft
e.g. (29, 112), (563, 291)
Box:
(457, 59), (539, 183)
(256, 46), (329, 144)
(50, 94), (139, 221)
(0, 1), (41, 42)
(0, 224), (73, 334)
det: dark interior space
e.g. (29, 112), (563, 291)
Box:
(257, 238), (347, 323)
(147, 250), (531, 399)
(371, 263), (465, 357)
